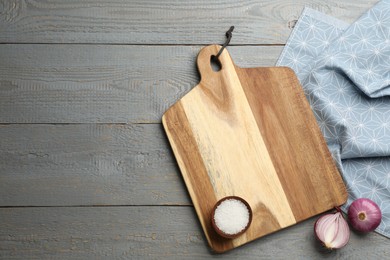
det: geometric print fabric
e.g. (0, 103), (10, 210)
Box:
(277, 0), (390, 237)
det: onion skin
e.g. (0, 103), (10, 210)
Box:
(314, 212), (350, 249)
(348, 198), (382, 232)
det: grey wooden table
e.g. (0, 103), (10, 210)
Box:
(1, 0), (389, 259)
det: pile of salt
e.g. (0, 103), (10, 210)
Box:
(213, 198), (250, 235)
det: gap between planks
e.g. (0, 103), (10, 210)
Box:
(0, 43), (285, 46)
(0, 205), (193, 208)
(0, 122), (157, 125)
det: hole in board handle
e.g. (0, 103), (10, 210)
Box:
(210, 55), (222, 72)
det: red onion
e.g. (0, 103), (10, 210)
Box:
(348, 198), (382, 232)
(314, 211), (350, 249)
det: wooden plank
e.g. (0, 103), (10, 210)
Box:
(0, 124), (191, 206)
(0, 45), (282, 123)
(0, 0), (377, 44)
(163, 45), (347, 252)
(0, 206), (389, 259)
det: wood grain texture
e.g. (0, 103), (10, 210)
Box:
(0, 207), (389, 259)
(163, 103), (229, 249)
(0, 124), (190, 206)
(163, 45), (347, 252)
(237, 67), (347, 221)
(0, 45), (281, 123)
(0, 0), (377, 44)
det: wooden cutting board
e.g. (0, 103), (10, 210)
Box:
(162, 45), (347, 253)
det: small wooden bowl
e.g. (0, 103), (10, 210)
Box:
(211, 196), (253, 239)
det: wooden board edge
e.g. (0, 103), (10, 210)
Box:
(282, 67), (349, 207)
(162, 103), (232, 252)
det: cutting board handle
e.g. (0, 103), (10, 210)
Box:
(196, 45), (236, 98)
(197, 45), (224, 77)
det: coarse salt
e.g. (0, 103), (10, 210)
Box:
(213, 198), (250, 235)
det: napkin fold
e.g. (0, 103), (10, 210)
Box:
(277, 0), (390, 237)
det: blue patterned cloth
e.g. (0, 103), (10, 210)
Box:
(277, 0), (390, 237)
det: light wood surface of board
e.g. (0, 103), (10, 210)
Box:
(163, 45), (347, 252)
(1, 0), (389, 258)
